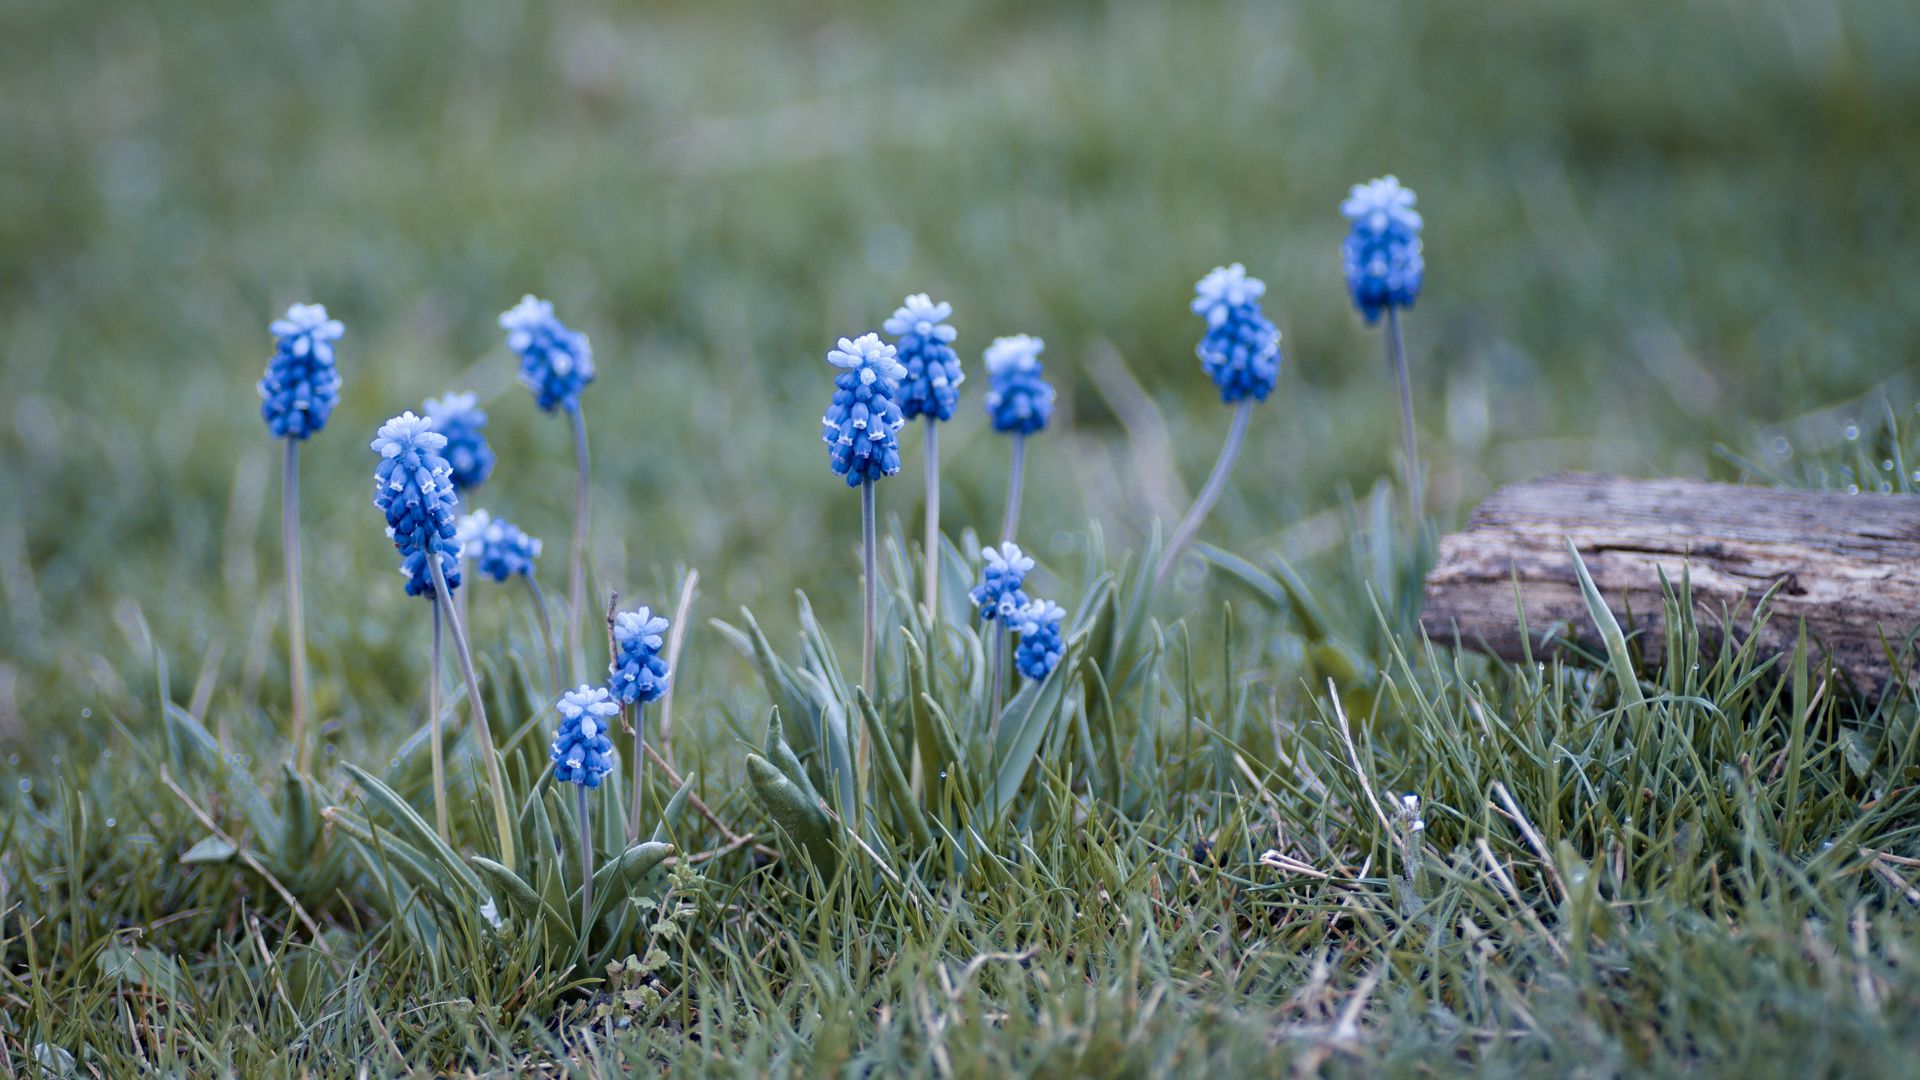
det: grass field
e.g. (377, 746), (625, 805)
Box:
(4, 0), (1920, 1075)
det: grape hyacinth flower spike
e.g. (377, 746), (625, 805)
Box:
(982, 334), (1054, 544)
(372, 412), (517, 869)
(821, 331), (907, 714)
(884, 294), (963, 621)
(1011, 598), (1067, 682)
(258, 303), (343, 773)
(609, 606), (671, 841)
(501, 295), (596, 683)
(423, 391), (496, 492)
(457, 509), (558, 692)
(551, 684), (619, 923)
(969, 542), (1034, 719)
(1155, 265), (1282, 584)
(1341, 176), (1426, 515)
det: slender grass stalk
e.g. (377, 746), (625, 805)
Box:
(1155, 401), (1252, 585)
(923, 419), (940, 620)
(429, 602), (449, 842)
(1386, 305), (1422, 519)
(522, 574), (562, 696)
(428, 557), (517, 872)
(577, 785), (593, 928)
(1000, 435), (1026, 545)
(568, 407), (591, 683)
(628, 702), (647, 842)
(282, 439), (311, 772)
(654, 570), (699, 768)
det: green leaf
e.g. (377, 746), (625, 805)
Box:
(1565, 539), (1645, 712)
(746, 752), (839, 875)
(180, 835), (237, 864)
(857, 687), (932, 849)
(471, 856), (575, 951)
(96, 943), (187, 1001)
(342, 763), (484, 898)
(990, 635), (1084, 818)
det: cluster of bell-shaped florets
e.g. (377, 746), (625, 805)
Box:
(1341, 176), (1424, 323)
(609, 606), (671, 706)
(455, 509), (542, 582)
(423, 391), (496, 491)
(500, 295), (596, 413)
(982, 335), (1054, 435)
(551, 684), (619, 787)
(1011, 598), (1066, 681)
(822, 333), (908, 486)
(1191, 264), (1282, 404)
(969, 542), (1035, 622)
(259, 303), (345, 440)
(371, 412), (463, 598)
(883, 294), (964, 423)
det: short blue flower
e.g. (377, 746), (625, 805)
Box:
(883, 294), (964, 422)
(609, 607), (671, 706)
(455, 510), (542, 582)
(500, 295), (595, 413)
(1191, 264), (1282, 404)
(259, 303), (344, 440)
(551, 684), (619, 787)
(1341, 176), (1425, 323)
(982, 335), (1054, 436)
(1011, 599), (1067, 681)
(371, 411), (462, 598)
(968, 542), (1035, 623)
(423, 391), (495, 491)
(821, 333), (908, 487)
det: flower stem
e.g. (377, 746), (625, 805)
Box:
(1000, 435), (1026, 545)
(860, 478), (877, 775)
(577, 784), (593, 929)
(1155, 400), (1252, 585)
(628, 702), (647, 843)
(568, 407), (591, 685)
(282, 439), (311, 773)
(991, 625), (1008, 728)
(430, 601), (449, 842)
(1387, 305), (1422, 521)
(522, 574), (562, 697)
(923, 419), (940, 622)
(429, 556), (517, 873)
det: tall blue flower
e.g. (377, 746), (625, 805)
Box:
(551, 685), (618, 787)
(1341, 176), (1425, 323)
(423, 391), (496, 491)
(500, 295), (595, 413)
(259, 304), (344, 439)
(609, 607), (671, 706)
(1011, 599), (1066, 681)
(884, 294), (964, 422)
(982, 335), (1054, 435)
(371, 411), (462, 597)
(456, 510), (542, 582)
(821, 333), (908, 486)
(969, 542), (1034, 622)
(1191, 265), (1282, 404)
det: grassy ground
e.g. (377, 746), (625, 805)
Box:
(4, 0), (1920, 1075)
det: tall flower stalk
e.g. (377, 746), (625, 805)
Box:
(1341, 176), (1426, 518)
(982, 335), (1054, 544)
(1156, 264), (1282, 584)
(552, 685), (618, 924)
(822, 332), (907, 701)
(373, 412), (516, 871)
(258, 303), (343, 773)
(426, 391), (494, 629)
(501, 295), (597, 682)
(609, 606), (671, 842)
(883, 294), (963, 620)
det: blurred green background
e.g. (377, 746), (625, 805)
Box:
(2, 0), (1917, 738)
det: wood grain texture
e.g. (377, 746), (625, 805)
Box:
(1420, 473), (1920, 698)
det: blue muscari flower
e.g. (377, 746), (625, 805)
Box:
(423, 391), (496, 491)
(883, 294), (964, 422)
(1341, 176), (1424, 323)
(821, 333), (908, 486)
(500, 295), (595, 413)
(551, 684), (619, 787)
(1011, 599), (1066, 681)
(455, 510), (542, 582)
(259, 303), (344, 439)
(609, 607), (671, 706)
(968, 542), (1034, 622)
(1191, 264), (1282, 404)
(371, 411), (462, 598)
(982, 335), (1054, 435)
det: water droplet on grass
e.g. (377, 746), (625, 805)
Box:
(17, 779), (30, 793)
(1844, 422), (1860, 441)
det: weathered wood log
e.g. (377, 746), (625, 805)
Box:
(1420, 473), (1920, 698)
